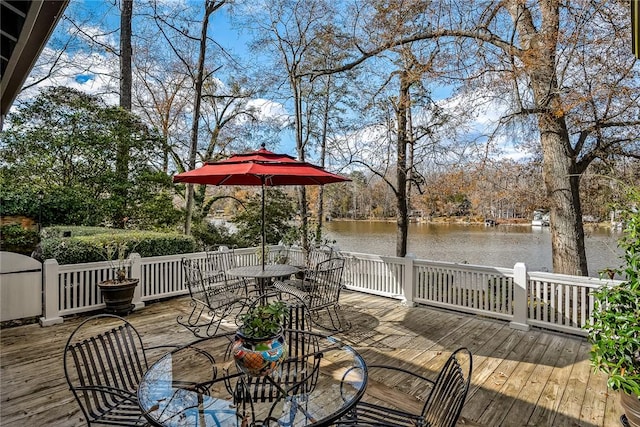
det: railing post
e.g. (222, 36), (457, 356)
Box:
(39, 259), (63, 326)
(510, 262), (530, 331)
(403, 254), (416, 307)
(130, 253), (145, 311)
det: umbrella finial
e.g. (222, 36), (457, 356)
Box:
(260, 143), (266, 149)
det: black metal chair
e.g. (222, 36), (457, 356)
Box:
(276, 257), (350, 332)
(229, 290), (323, 422)
(63, 314), (153, 426)
(205, 247), (252, 295)
(177, 256), (248, 338)
(336, 348), (473, 427)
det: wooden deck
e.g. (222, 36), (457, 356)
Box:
(0, 291), (621, 426)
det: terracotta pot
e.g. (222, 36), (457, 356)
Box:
(98, 279), (138, 315)
(621, 391), (640, 427)
(232, 330), (286, 377)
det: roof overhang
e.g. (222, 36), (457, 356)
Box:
(1, 0), (69, 118)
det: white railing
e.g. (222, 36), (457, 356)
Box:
(412, 260), (515, 321)
(340, 252), (407, 298)
(35, 246), (621, 336)
(526, 271), (604, 335)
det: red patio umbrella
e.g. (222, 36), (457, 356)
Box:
(173, 144), (350, 268)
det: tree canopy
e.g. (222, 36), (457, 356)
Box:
(0, 86), (179, 229)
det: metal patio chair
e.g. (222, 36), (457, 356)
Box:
(63, 314), (154, 426)
(304, 244), (334, 273)
(336, 347), (473, 427)
(177, 256), (248, 338)
(276, 256), (350, 332)
(205, 247), (251, 294)
(229, 290), (323, 422)
(65, 314), (220, 426)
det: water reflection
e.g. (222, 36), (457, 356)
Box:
(325, 221), (623, 278)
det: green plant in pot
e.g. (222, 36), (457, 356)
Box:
(97, 240), (139, 315)
(232, 300), (289, 377)
(586, 186), (640, 427)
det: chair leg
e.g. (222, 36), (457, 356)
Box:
(327, 304), (351, 332)
(177, 302), (225, 339)
(176, 300), (204, 328)
(202, 303), (243, 337)
(310, 305), (351, 332)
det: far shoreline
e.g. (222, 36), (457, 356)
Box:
(326, 216), (617, 230)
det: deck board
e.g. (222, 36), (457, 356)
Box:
(0, 290), (621, 427)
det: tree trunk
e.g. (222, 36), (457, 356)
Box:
(292, 76), (309, 250)
(119, 0), (132, 111)
(406, 101), (414, 216)
(396, 71), (409, 257)
(184, 1), (214, 235)
(115, 0), (133, 228)
(509, 0), (588, 275)
(539, 114), (588, 275)
(315, 75), (332, 242)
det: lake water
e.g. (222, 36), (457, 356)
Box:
(324, 221), (624, 277)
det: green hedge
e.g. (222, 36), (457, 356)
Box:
(40, 230), (197, 265)
(41, 226), (125, 238)
(0, 224), (39, 255)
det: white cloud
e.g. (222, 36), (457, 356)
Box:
(17, 47), (119, 108)
(245, 98), (291, 128)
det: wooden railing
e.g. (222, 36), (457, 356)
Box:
(37, 246), (620, 336)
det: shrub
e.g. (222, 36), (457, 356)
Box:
(40, 230), (198, 264)
(41, 226), (124, 239)
(586, 186), (640, 396)
(0, 224), (39, 255)
(191, 220), (238, 250)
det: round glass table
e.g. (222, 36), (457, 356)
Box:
(138, 331), (367, 426)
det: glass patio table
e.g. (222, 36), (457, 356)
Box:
(138, 331), (367, 427)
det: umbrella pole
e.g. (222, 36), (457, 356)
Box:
(261, 181), (266, 270)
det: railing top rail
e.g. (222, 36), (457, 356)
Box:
(412, 258), (514, 275)
(527, 270), (623, 288)
(140, 252), (207, 264)
(332, 250), (402, 261)
(53, 259), (116, 272)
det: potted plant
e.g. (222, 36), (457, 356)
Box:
(586, 187), (640, 427)
(97, 240), (139, 315)
(232, 300), (289, 377)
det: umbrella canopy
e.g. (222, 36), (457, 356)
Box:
(173, 146), (348, 186)
(173, 145), (350, 268)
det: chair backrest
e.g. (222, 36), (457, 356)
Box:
(305, 245), (334, 270)
(63, 314), (148, 424)
(182, 257), (212, 307)
(307, 257), (345, 309)
(421, 347), (473, 427)
(206, 248), (237, 273)
(234, 291), (321, 403)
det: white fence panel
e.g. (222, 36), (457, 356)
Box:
(413, 260), (514, 320)
(340, 252), (405, 299)
(527, 272), (607, 336)
(140, 254), (191, 300)
(57, 260), (117, 315)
